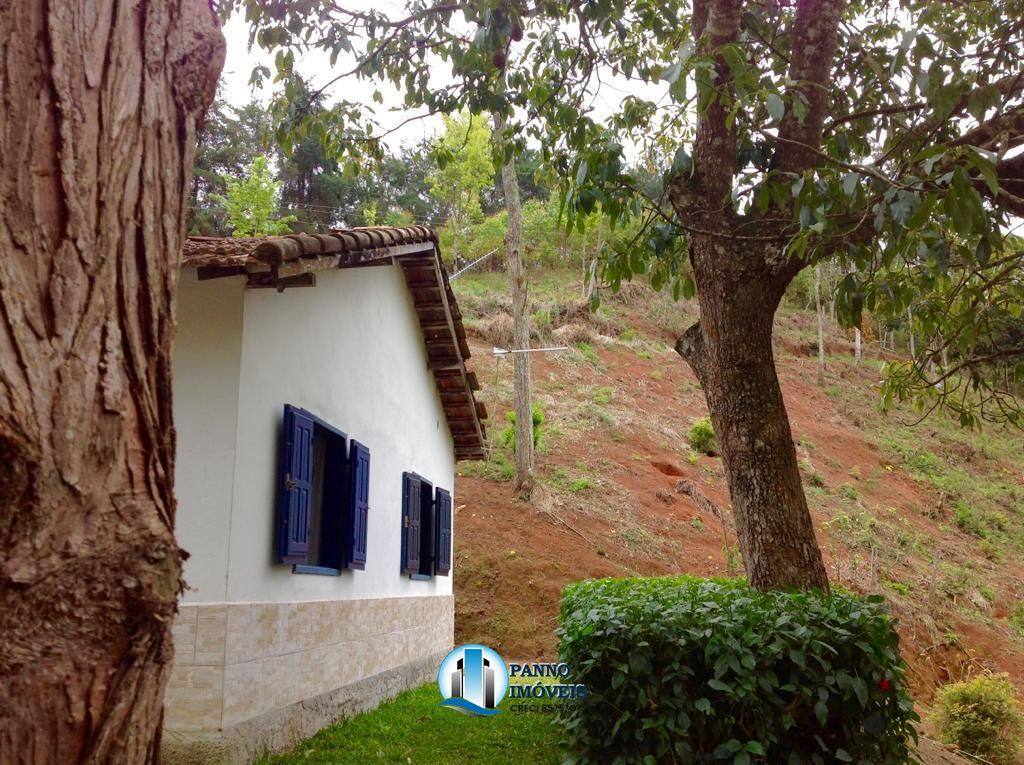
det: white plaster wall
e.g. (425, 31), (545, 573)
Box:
(224, 265), (455, 602)
(173, 271), (246, 602)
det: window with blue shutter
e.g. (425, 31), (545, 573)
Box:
(276, 405), (370, 576)
(402, 473), (439, 579)
(346, 440), (370, 570)
(278, 405), (315, 565)
(434, 488), (452, 576)
(401, 473), (422, 575)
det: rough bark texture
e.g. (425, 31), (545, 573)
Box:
(494, 114), (534, 498)
(669, 0), (845, 592)
(0, 2), (224, 762)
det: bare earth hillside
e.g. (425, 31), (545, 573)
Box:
(450, 272), (1024, 753)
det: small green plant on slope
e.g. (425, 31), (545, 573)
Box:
(934, 674), (1024, 765)
(500, 403), (545, 449)
(688, 416), (717, 456)
(575, 341), (600, 364)
(1010, 601), (1024, 634)
(458, 450), (514, 482)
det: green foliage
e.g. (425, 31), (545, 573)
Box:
(591, 386), (614, 406)
(500, 404), (545, 449)
(548, 466), (594, 494)
(459, 451), (514, 482)
(214, 155), (296, 237)
(785, 268), (816, 310)
(575, 342), (600, 365)
(688, 416), (717, 456)
(558, 577), (918, 764)
(934, 674), (1024, 765)
(883, 580), (910, 596)
(569, 477), (593, 493)
(1010, 602), (1024, 634)
(954, 503), (986, 537)
(190, 97), (273, 235)
(430, 112), (494, 260)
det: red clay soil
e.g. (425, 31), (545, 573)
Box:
(453, 301), (1024, 730)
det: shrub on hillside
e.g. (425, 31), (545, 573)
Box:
(1010, 601), (1024, 634)
(500, 404), (545, 450)
(688, 416), (717, 456)
(934, 674), (1023, 765)
(557, 576), (918, 764)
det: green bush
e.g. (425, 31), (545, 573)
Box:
(557, 576), (918, 764)
(954, 502), (986, 538)
(688, 416), (717, 456)
(935, 674), (1023, 765)
(576, 341), (600, 364)
(500, 404), (545, 449)
(1010, 601), (1024, 634)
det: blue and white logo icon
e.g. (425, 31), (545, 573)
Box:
(437, 644), (509, 716)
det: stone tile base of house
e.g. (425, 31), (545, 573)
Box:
(161, 594), (453, 765)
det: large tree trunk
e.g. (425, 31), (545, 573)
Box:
(666, 0), (841, 592)
(676, 241), (830, 592)
(493, 114), (534, 498)
(0, 3), (224, 762)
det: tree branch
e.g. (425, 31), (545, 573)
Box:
(691, 0), (744, 208)
(675, 321), (709, 383)
(952, 107), (1024, 152)
(770, 0), (845, 176)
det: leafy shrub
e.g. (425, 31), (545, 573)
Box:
(457, 451), (514, 482)
(688, 416), (717, 456)
(1010, 601), (1024, 634)
(839, 483), (859, 500)
(575, 341), (600, 364)
(500, 404), (545, 449)
(558, 576), (918, 764)
(954, 502), (986, 538)
(934, 674), (1023, 765)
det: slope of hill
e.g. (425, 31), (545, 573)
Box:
(450, 271), (1024, 717)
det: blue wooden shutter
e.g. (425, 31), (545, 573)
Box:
(401, 473), (422, 575)
(434, 488), (452, 576)
(346, 440), (370, 570)
(278, 405), (314, 564)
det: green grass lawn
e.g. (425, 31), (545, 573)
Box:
(259, 684), (563, 765)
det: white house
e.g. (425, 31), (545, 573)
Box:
(163, 227), (486, 763)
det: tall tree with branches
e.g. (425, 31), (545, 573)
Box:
(235, 0), (1024, 592)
